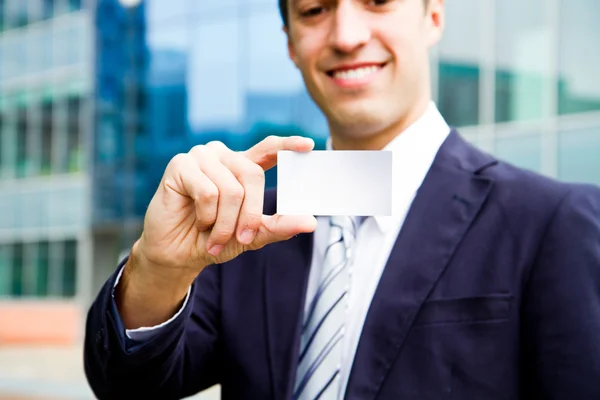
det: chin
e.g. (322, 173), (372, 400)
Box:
(332, 106), (385, 128)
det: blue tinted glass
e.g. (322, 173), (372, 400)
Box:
(69, 0), (81, 11)
(62, 240), (77, 297)
(147, 0), (188, 25)
(437, 0), (481, 127)
(36, 242), (50, 296)
(558, 127), (600, 185)
(495, 134), (542, 173)
(558, 0), (600, 114)
(43, 0), (53, 20)
(495, 0), (552, 122)
(0, 244), (10, 295)
(438, 63), (479, 127)
(11, 243), (23, 296)
(0, 0), (5, 32)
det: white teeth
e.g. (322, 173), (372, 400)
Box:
(333, 65), (380, 81)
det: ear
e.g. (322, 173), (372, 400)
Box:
(284, 26), (300, 68)
(425, 0), (445, 48)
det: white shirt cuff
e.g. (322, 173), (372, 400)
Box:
(112, 263), (192, 341)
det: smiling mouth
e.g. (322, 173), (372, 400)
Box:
(326, 63), (386, 81)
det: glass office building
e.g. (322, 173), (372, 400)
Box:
(437, 0), (600, 182)
(0, 0), (599, 343)
(0, 0), (92, 325)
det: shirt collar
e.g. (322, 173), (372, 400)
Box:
(325, 101), (451, 234)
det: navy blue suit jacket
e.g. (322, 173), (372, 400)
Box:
(84, 130), (600, 399)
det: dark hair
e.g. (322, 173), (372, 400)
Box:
(279, 0), (430, 27)
(279, 0), (288, 26)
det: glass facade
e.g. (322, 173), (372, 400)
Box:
(0, 240), (77, 298)
(0, 0), (90, 299)
(437, 0), (481, 127)
(1, 0), (599, 304)
(494, 0), (553, 123)
(558, 125), (600, 186)
(558, 0), (600, 115)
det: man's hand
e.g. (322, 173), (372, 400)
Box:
(117, 136), (317, 329)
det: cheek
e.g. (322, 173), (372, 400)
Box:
(378, 18), (427, 60)
(292, 33), (324, 69)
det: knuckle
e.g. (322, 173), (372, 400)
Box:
(169, 153), (188, 169)
(196, 215), (216, 230)
(189, 144), (206, 156)
(196, 215), (215, 230)
(199, 187), (219, 204)
(242, 212), (262, 228)
(264, 135), (280, 147)
(213, 226), (236, 241)
(206, 141), (227, 151)
(246, 162), (265, 179)
(225, 184), (245, 202)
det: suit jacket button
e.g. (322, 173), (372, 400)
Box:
(95, 329), (104, 346)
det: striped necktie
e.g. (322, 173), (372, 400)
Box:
(293, 216), (360, 400)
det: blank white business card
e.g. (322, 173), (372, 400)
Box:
(277, 150), (392, 216)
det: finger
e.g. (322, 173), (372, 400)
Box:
(163, 154), (219, 231)
(220, 152), (265, 245)
(243, 135), (315, 171)
(250, 214), (318, 249)
(190, 146), (245, 256)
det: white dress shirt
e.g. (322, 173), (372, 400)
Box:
(116, 101), (451, 399)
(309, 101), (450, 398)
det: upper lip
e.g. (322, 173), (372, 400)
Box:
(326, 62), (386, 75)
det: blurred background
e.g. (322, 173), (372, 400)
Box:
(0, 0), (598, 398)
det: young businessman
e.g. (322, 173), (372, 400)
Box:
(84, 0), (600, 399)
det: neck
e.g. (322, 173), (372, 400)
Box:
(329, 97), (431, 151)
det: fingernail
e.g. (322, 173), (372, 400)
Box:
(208, 245), (223, 257)
(239, 229), (255, 245)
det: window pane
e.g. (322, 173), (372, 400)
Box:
(246, 10), (327, 140)
(67, 96), (82, 172)
(0, 244), (10, 296)
(62, 239), (77, 297)
(438, 63), (479, 127)
(495, 0), (553, 122)
(437, 0), (481, 127)
(21, 242), (37, 296)
(558, 127), (600, 186)
(6, 0), (28, 28)
(16, 106), (27, 178)
(0, 111), (3, 170)
(558, 0), (600, 114)
(188, 18), (242, 132)
(42, 0), (54, 20)
(0, 0), (4, 32)
(36, 241), (50, 296)
(41, 100), (52, 175)
(148, 0), (188, 25)
(11, 243), (23, 296)
(68, 0), (81, 12)
(0, 39), (5, 81)
(47, 240), (63, 296)
(495, 134), (542, 173)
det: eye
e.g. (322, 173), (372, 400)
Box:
(300, 6), (326, 18)
(369, 0), (391, 5)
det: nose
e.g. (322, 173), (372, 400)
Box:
(328, 1), (371, 54)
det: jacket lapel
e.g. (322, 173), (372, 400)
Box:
(264, 230), (314, 400)
(343, 131), (496, 400)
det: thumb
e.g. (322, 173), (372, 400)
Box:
(251, 214), (318, 249)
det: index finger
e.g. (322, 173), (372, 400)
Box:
(243, 135), (314, 171)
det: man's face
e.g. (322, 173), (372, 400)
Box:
(285, 0), (444, 143)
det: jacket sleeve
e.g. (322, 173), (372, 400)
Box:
(521, 184), (600, 399)
(83, 257), (223, 400)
